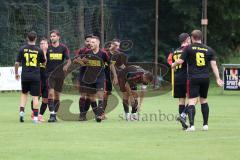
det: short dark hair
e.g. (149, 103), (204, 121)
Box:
(40, 37), (48, 42)
(91, 35), (100, 41)
(27, 31), (37, 42)
(178, 33), (189, 43)
(50, 29), (60, 36)
(84, 34), (93, 40)
(191, 30), (202, 41)
(111, 38), (121, 43)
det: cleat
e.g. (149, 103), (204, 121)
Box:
(79, 113), (87, 121)
(130, 113), (139, 121)
(48, 114), (57, 123)
(19, 111), (24, 123)
(202, 125), (208, 131)
(186, 126), (195, 132)
(125, 113), (130, 121)
(33, 117), (41, 124)
(177, 116), (188, 130)
(38, 115), (45, 122)
(20, 116), (24, 123)
(95, 116), (102, 123)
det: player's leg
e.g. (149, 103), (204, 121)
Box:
(174, 84), (188, 129)
(102, 77), (112, 117)
(30, 81), (41, 123)
(89, 93), (101, 122)
(53, 77), (64, 114)
(130, 89), (139, 121)
(32, 96), (39, 123)
(53, 90), (60, 114)
(79, 93), (87, 121)
(199, 78), (210, 131)
(38, 81), (48, 121)
(122, 92), (130, 121)
(96, 81), (105, 120)
(19, 93), (28, 122)
(19, 81), (31, 122)
(48, 88), (56, 122)
(186, 79), (199, 131)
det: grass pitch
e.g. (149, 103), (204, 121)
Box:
(0, 87), (239, 160)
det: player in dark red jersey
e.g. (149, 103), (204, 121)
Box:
(15, 31), (45, 123)
(171, 33), (191, 129)
(101, 39), (122, 119)
(172, 30), (223, 131)
(118, 65), (153, 121)
(73, 34), (92, 121)
(46, 29), (71, 123)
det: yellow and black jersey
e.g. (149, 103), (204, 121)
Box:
(46, 43), (70, 76)
(172, 46), (187, 84)
(16, 44), (45, 81)
(180, 43), (216, 79)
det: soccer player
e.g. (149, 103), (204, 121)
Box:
(73, 34), (93, 121)
(30, 37), (49, 122)
(118, 65), (153, 121)
(46, 29), (71, 123)
(171, 33), (191, 130)
(15, 31), (45, 123)
(172, 29), (223, 131)
(102, 39), (122, 118)
(38, 38), (49, 121)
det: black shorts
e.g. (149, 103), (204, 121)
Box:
(47, 76), (64, 92)
(79, 77), (105, 94)
(21, 81), (40, 96)
(174, 83), (187, 98)
(187, 78), (209, 98)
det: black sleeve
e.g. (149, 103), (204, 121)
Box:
(208, 47), (217, 61)
(16, 48), (23, 63)
(180, 46), (189, 61)
(39, 50), (45, 63)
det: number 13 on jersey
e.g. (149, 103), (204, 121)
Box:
(24, 53), (37, 67)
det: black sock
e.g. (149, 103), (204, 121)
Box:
(33, 109), (39, 117)
(48, 99), (54, 113)
(54, 100), (60, 113)
(85, 98), (91, 112)
(40, 102), (48, 115)
(20, 106), (25, 112)
(31, 100), (34, 111)
(187, 105), (196, 126)
(103, 99), (108, 112)
(131, 99), (138, 113)
(201, 103), (209, 125)
(179, 105), (185, 114)
(79, 97), (86, 113)
(91, 101), (99, 116)
(98, 100), (104, 115)
(123, 99), (129, 113)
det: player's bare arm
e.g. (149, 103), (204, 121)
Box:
(210, 60), (224, 87)
(63, 59), (71, 72)
(110, 63), (118, 85)
(171, 58), (184, 68)
(14, 62), (20, 80)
